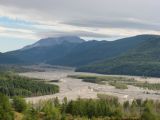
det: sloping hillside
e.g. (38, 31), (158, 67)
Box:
(0, 53), (23, 64)
(48, 35), (156, 66)
(77, 35), (160, 77)
(6, 36), (84, 64)
(6, 35), (156, 66)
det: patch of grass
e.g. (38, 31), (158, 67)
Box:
(69, 75), (132, 89)
(109, 82), (128, 89)
(97, 93), (118, 101)
(69, 75), (134, 84)
(131, 82), (160, 90)
(70, 75), (160, 90)
(69, 75), (105, 84)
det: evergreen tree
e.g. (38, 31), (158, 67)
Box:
(12, 96), (27, 113)
(0, 93), (14, 120)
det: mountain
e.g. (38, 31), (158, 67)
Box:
(47, 35), (152, 66)
(22, 36), (84, 50)
(7, 36), (84, 64)
(4, 34), (160, 77)
(77, 35), (160, 77)
(5, 35), (144, 66)
(6, 35), (159, 67)
(0, 53), (23, 64)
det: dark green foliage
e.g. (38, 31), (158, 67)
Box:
(69, 75), (106, 84)
(65, 97), (122, 118)
(141, 100), (157, 120)
(0, 52), (23, 64)
(0, 73), (59, 97)
(1, 93), (160, 120)
(41, 100), (61, 120)
(12, 96), (27, 112)
(23, 106), (39, 120)
(141, 106), (156, 120)
(77, 56), (160, 77)
(77, 35), (160, 77)
(0, 93), (14, 120)
(47, 39), (140, 66)
(24, 98), (62, 120)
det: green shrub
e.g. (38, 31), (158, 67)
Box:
(0, 93), (14, 120)
(12, 96), (27, 113)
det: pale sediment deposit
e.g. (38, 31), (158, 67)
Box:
(19, 68), (160, 103)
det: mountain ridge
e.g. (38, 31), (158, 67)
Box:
(6, 35), (154, 66)
(22, 36), (84, 50)
(3, 34), (160, 77)
(77, 35), (160, 77)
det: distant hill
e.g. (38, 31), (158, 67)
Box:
(5, 34), (160, 77)
(22, 36), (84, 50)
(6, 36), (84, 64)
(0, 53), (23, 64)
(49, 35), (156, 66)
(6, 35), (155, 66)
(77, 35), (160, 77)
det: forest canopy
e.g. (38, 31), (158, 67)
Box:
(0, 72), (59, 97)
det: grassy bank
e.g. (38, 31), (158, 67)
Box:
(69, 75), (160, 90)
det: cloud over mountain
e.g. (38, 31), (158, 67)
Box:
(0, 0), (159, 52)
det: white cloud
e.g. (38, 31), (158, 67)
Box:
(0, 26), (39, 40)
(0, 0), (159, 39)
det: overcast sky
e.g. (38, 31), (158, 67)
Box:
(0, 0), (159, 52)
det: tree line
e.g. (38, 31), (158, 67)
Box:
(0, 93), (159, 120)
(0, 72), (59, 97)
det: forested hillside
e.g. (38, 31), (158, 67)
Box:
(47, 35), (147, 66)
(3, 35), (160, 77)
(77, 35), (160, 77)
(0, 72), (59, 97)
(7, 42), (80, 64)
(0, 53), (23, 64)
(6, 35), (157, 66)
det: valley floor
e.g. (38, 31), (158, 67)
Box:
(19, 65), (160, 103)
